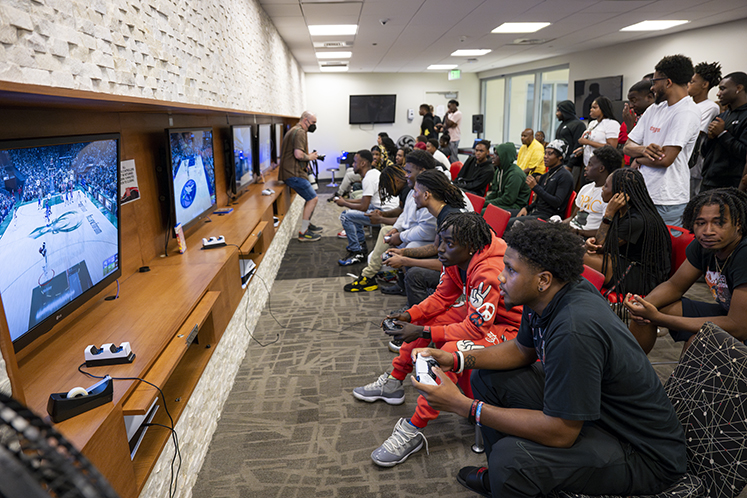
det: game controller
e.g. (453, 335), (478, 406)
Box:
(383, 235), (391, 243)
(382, 318), (403, 333)
(415, 353), (439, 386)
(261, 188), (275, 196)
(381, 252), (393, 262)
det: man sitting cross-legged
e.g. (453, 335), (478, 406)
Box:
(412, 221), (686, 498)
(344, 152), (437, 292)
(352, 212), (522, 468)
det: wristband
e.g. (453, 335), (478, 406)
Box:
(602, 216), (613, 225)
(454, 351), (465, 375)
(475, 401), (484, 427)
(421, 326), (431, 340)
(468, 399), (479, 425)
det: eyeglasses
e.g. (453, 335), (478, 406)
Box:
(650, 77), (669, 82)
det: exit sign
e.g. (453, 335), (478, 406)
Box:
(448, 69), (461, 80)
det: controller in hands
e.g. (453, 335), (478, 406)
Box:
(382, 251), (393, 262)
(415, 353), (439, 386)
(382, 318), (403, 333)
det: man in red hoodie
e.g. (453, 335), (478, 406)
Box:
(352, 212), (522, 467)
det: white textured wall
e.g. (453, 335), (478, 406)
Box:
(140, 194), (303, 498)
(0, 0), (305, 115)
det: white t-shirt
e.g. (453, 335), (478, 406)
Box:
(432, 149), (452, 174)
(446, 110), (462, 142)
(627, 96), (701, 205)
(583, 118), (620, 166)
(361, 168), (398, 210)
(570, 182), (606, 231)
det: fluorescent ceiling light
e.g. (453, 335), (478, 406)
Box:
(427, 64), (458, 70)
(316, 51), (352, 59)
(620, 20), (689, 31)
(308, 25), (358, 36)
(492, 22), (550, 33)
(451, 49), (492, 57)
(320, 66), (348, 72)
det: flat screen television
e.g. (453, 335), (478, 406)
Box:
(227, 124), (255, 197)
(0, 133), (121, 352)
(349, 95), (397, 124)
(274, 123), (283, 163)
(166, 128), (217, 230)
(257, 124), (272, 174)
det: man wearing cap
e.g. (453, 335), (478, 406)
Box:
(507, 140), (574, 227)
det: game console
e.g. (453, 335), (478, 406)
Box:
(415, 353), (439, 386)
(202, 236), (226, 249)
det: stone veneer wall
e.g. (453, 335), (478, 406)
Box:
(0, 0), (305, 114)
(140, 194), (303, 498)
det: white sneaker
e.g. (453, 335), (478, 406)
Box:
(352, 373), (405, 404)
(337, 230), (347, 238)
(371, 418), (428, 467)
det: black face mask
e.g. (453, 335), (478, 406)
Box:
(307, 123), (317, 133)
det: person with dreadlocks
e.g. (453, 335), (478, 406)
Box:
(624, 187), (747, 353)
(352, 212), (522, 468)
(344, 155), (436, 293)
(584, 168), (671, 300)
(409, 221), (686, 498)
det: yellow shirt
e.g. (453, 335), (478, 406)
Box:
(517, 140), (546, 175)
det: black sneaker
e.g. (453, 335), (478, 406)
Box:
(388, 338), (404, 353)
(344, 275), (379, 292)
(338, 251), (366, 266)
(308, 223), (323, 233)
(298, 230), (321, 242)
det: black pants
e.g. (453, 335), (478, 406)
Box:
(404, 266), (440, 307)
(471, 365), (673, 498)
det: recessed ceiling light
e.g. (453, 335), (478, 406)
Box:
(320, 66), (349, 72)
(620, 20), (689, 31)
(316, 51), (352, 59)
(451, 49), (492, 57)
(491, 22), (550, 34)
(308, 25), (358, 36)
(427, 64), (458, 70)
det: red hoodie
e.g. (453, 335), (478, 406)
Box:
(407, 235), (522, 344)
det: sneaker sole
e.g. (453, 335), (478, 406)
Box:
(347, 285), (378, 292)
(371, 438), (424, 467)
(388, 342), (401, 353)
(298, 237), (321, 242)
(352, 390), (405, 405)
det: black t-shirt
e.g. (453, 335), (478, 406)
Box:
(516, 279), (687, 480)
(616, 208), (645, 262)
(437, 204), (464, 229)
(686, 237), (747, 311)
(398, 185), (411, 209)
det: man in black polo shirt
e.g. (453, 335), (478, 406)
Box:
(412, 221), (686, 497)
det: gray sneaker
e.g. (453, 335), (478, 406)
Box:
(371, 418), (428, 467)
(352, 373), (405, 405)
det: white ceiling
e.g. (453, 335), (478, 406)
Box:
(258, 0), (747, 73)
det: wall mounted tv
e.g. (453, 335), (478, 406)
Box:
(0, 133), (121, 352)
(257, 124), (273, 174)
(227, 124), (255, 197)
(349, 95), (397, 124)
(274, 123), (284, 163)
(166, 128), (217, 231)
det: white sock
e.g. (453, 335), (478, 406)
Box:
(301, 220), (310, 233)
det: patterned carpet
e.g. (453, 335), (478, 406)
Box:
(192, 191), (718, 498)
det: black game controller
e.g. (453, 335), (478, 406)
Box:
(382, 318), (403, 333)
(382, 252), (393, 262)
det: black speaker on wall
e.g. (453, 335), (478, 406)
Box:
(472, 114), (484, 134)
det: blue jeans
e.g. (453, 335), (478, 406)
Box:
(284, 176), (317, 201)
(340, 209), (375, 252)
(655, 203), (687, 228)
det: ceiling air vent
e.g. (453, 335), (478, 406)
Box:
(320, 61), (348, 67)
(313, 41), (353, 48)
(511, 38), (551, 45)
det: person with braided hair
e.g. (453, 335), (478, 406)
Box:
(624, 187), (747, 353)
(584, 168), (671, 300)
(352, 211), (521, 468)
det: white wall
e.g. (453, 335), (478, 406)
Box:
(305, 72), (480, 178)
(478, 18), (747, 104)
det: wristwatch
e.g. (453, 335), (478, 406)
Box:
(421, 326), (432, 340)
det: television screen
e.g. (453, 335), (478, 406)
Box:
(258, 124), (272, 174)
(0, 133), (121, 352)
(230, 125), (254, 194)
(274, 124), (283, 162)
(167, 128), (216, 229)
(573, 75), (623, 120)
(349, 95), (396, 124)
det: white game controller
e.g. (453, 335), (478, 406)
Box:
(415, 353), (439, 386)
(262, 188), (276, 196)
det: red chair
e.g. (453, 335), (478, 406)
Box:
(483, 204), (511, 237)
(564, 191), (577, 219)
(667, 225), (695, 276)
(465, 192), (485, 213)
(450, 161), (463, 180)
(581, 264), (605, 292)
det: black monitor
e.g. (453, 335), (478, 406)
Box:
(165, 128), (217, 231)
(227, 125), (255, 197)
(0, 133), (122, 352)
(349, 95), (397, 124)
(257, 124), (272, 175)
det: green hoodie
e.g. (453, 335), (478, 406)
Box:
(483, 142), (531, 212)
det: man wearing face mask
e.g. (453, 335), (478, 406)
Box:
(279, 111), (322, 242)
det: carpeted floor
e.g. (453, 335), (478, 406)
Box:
(192, 190), (715, 498)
